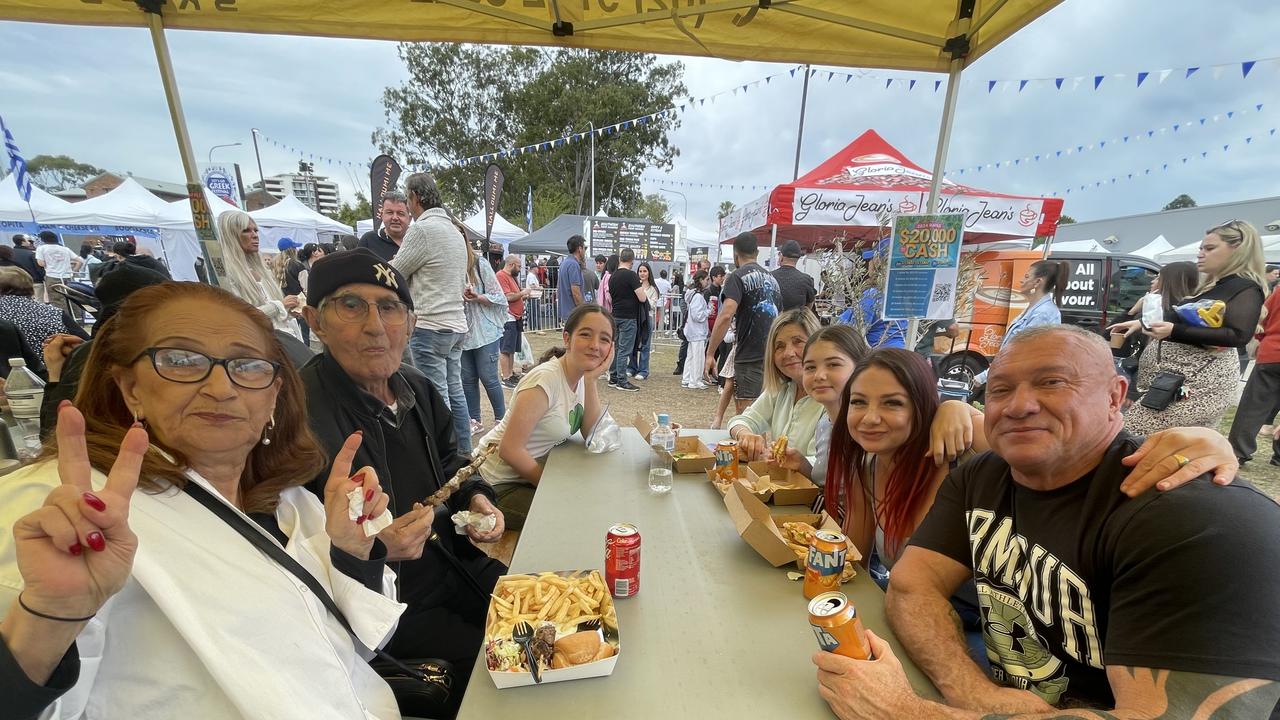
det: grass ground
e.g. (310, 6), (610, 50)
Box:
(471, 332), (1280, 500)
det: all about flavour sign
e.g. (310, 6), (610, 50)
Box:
(883, 213), (965, 320)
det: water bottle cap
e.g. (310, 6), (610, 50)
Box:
(8, 358), (23, 367)
(657, 413), (669, 425)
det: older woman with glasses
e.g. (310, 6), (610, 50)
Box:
(299, 249), (506, 717)
(0, 282), (404, 718)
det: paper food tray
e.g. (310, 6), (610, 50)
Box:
(483, 570), (621, 688)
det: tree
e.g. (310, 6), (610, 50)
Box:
(329, 190), (372, 230)
(1058, 215), (1076, 224)
(26, 154), (103, 191)
(717, 200), (736, 220)
(375, 45), (685, 223)
(1163, 194), (1197, 211)
(637, 193), (671, 224)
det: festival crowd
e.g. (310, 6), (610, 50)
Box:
(1, 174), (1278, 719)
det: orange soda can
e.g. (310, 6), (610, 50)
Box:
(803, 530), (847, 599)
(714, 440), (740, 481)
(808, 591), (873, 660)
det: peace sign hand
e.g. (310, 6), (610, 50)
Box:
(13, 403), (147, 621)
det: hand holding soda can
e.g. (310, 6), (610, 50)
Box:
(808, 591), (874, 660)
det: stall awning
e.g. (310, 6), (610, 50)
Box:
(0, 0), (1061, 70)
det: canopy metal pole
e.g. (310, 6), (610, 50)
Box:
(144, 6), (224, 286)
(906, 56), (965, 349)
(770, 223), (778, 269)
(792, 64), (811, 181)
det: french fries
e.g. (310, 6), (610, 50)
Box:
(487, 571), (618, 640)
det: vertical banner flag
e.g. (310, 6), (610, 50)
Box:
(882, 214), (966, 320)
(197, 162), (243, 208)
(1, 114), (32, 203)
(188, 184), (227, 288)
(483, 163), (504, 245)
(526, 185), (534, 232)
(368, 154), (401, 234)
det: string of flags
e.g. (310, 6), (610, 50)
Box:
(253, 51), (1280, 178)
(411, 65), (805, 171)
(255, 131), (372, 173)
(1047, 127), (1279, 197)
(947, 102), (1267, 176)
(815, 54), (1280, 94)
(642, 176), (770, 192)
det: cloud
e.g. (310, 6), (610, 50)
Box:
(1, 0), (1278, 239)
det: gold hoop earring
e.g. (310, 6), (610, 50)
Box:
(261, 416), (276, 446)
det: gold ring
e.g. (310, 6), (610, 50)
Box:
(1173, 454), (1190, 468)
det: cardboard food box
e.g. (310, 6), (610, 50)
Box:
(632, 415), (714, 474)
(744, 460), (822, 507)
(483, 570), (621, 688)
(705, 462), (769, 499)
(723, 482), (860, 567)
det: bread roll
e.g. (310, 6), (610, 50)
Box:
(551, 631), (605, 667)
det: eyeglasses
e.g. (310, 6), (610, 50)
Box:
(323, 294), (410, 326)
(132, 347), (281, 390)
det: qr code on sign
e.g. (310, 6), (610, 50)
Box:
(932, 283), (953, 303)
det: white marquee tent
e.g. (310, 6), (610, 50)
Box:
(1157, 235), (1280, 264)
(356, 218), (373, 237)
(0, 176), (70, 235)
(1048, 239), (1110, 254)
(248, 195), (353, 251)
(675, 216), (719, 264)
(1129, 235), (1175, 260)
(463, 211), (527, 246)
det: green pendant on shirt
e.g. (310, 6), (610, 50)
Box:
(569, 403), (584, 434)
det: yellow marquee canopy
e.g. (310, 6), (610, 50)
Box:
(0, 0), (1060, 72)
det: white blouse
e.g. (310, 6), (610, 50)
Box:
(0, 463), (405, 719)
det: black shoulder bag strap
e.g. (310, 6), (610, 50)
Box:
(180, 481), (430, 682)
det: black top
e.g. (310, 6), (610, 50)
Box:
(722, 262), (782, 364)
(910, 432), (1280, 708)
(357, 229), (401, 263)
(11, 246), (42, 282)
(1165, 274), (1264, 348)
(300, 352), (500, 616)
(282, 258), (305, 296)
(0, 319), (42, 380)
(771, 265), (816, 311)
(608, 267), (643, 320)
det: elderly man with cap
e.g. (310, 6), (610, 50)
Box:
(299, 248), (506, 715)
(772, 239), (816, 311)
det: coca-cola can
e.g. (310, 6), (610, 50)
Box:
(605, 523), (641, 598)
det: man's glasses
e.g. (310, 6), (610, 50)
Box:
(324, 294), (410, 326)
(132, 347), (280, 390)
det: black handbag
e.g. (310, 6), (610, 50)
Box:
(181, 482), (454, 718)
(1138, 341), (1215, 411)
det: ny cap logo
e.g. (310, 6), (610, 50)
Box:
(374, 263), (399, 289)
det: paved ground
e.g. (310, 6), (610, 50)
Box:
(470, 332), (1280, 500)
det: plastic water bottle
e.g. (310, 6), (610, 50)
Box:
(648, 413), (675, 494)
(6, 359), (45, 459)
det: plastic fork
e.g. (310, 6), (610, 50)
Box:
(512, 621), (542, 683)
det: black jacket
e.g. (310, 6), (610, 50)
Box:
(11, 247), (42, 282)
(299, 351), (497, 611)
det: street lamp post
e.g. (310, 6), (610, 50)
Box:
(657, 188), (687, 222)
(207, 142), (242, 164)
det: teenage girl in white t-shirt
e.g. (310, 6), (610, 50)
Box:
(478, 303), (615, 529)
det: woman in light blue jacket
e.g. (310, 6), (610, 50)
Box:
(974, 259), (1068, 385)
(462, 253), (512, 434)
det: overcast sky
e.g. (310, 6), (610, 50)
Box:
(2, 0), (1278, 235)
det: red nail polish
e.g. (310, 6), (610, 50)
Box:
(355, 515), (367, 524)
(350, 470), (366, 486)
(69, 542), (83, 556)
(82, 492), (106, 512)
(86, 532), (106, 552)
(365, 488), (375, 503)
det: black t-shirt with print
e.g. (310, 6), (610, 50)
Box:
(609, 267), (642, 320)
(721, 262), (782, 364)
(909, 432), (1280, 710)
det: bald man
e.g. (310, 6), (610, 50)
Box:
(814, 325), (1280, 719)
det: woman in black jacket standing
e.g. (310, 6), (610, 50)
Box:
(1110, 220), (1266, 434)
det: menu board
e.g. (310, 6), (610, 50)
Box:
(590, 219), (676, 262)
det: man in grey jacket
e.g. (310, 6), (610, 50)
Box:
(391, 173), (474, 452)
